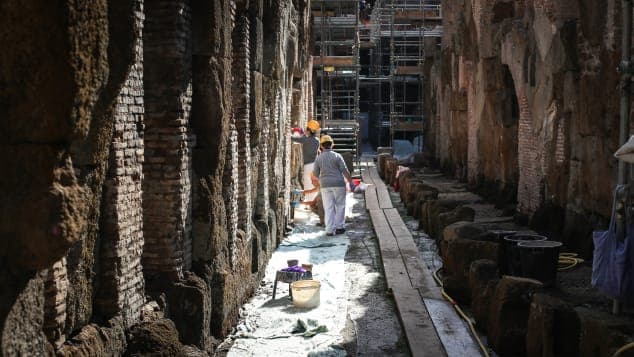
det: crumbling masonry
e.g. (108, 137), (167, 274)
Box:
(0, 0), (312, 354)
(425, 0), (632, 255)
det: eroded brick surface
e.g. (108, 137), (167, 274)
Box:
(0, 0), (313, 353)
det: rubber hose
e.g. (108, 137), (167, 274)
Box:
(614, 342), (634, 357)
(433, 268), (490, 357)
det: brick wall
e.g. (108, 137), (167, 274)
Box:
(97, 4), (146, 325)
(224, 123), (240, 264)
(1, 0), (315, 352)
(466, 59), (479, 182)
(143, 0), (195, 281)
(555, 118), (566, 164)
(43, 258), (68, 348)
(233, 13), (253, 243)
(517, 93), (543, 214)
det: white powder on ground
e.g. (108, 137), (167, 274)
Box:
(226, 194), (359, 357)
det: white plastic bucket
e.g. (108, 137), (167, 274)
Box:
(291, 280), (321, 308)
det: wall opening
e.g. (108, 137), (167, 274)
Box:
(502, 65), (519, 128)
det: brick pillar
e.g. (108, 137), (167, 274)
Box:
(97, 3), (146, 324)
(517, 93), (543, 215)
(224, 122), (239, 265)
(284, 88), (292, 219)
(466, 59), (479, 182)
(256, 105), (271, 226)
(143, 0), (195, 282)
(232, 13), (253, 245)
(43, 258), (68, 348)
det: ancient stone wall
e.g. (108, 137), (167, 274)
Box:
(429, 0), (627, 254)
(0, 0), (312, 354)
(95, 2), (146, 330)
(143, 0), (195, 284)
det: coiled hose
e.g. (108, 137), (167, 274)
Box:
(558, 252), (584, 271)
(433, 268), (490, 357)
(614, 342), (634, 356)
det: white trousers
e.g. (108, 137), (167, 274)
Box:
(321, 186), (346, 233)
(303, 163), (318, 202)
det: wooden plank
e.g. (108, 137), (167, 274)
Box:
(384, 209), (442, 299)
(378, 187), (393, 209)
(369, 209), (450, 357)
(369, 209), (410, 291)
(393, 289), (447, 357)
(365, 186), (380, 211)
(368, 167), (385, 187)
(312, 56), (355, 66)
(423, 298), (482, 356)
(312, 10), (335, 16)
(367, 167), (393, 208)
(393, 10), (443, 21)
(394, 65), (424, 75)
(361, 169), (376, 186)
(393, 121), (425, 131)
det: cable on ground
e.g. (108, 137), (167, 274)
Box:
(433, 268), (490, 357)
(613, 342), (634, 357)
(558, 252), (584, 271)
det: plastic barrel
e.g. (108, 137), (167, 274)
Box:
(491, 230), (518, 275)
(518, 240), (563, 287)
(503, 234), (548, 276)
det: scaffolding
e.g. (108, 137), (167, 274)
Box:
(359, 0), (442, 149)
(312, 0), (361, 162)
(311, 0), (442, 157)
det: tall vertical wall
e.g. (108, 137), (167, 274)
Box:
(427, 0), (626, 254)
(0, 0), (312, 354)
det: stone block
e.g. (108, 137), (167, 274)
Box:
(376, 153), (391, 178)
(441, 230), (498, 303)
(411, 188), (439, 219)
(384, 158), (399, 185)
(421, 199), (472, 238)
(527, 293), (580, 357)
(487, 276), (543, 356)
(57, 317), (126, 357)
(469, 259), (499, 332)
(576, 307), (634, 357)
(166, 272), (211, 350)
(437, 205), (476, 238)
(397, 171), (416, 202)
(125, 318), (186, 356)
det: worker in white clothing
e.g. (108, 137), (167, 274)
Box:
(312, 135), (354, 236)
(292, 119), (321, 203)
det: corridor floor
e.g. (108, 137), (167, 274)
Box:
(219, 193), (408, 356)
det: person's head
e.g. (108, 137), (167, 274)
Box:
(306, 120), (320, 136)
(320, 135), (334, 149)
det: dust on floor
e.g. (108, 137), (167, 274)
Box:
(219, 193), (407, 356)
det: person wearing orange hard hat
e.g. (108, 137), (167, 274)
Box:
(291, 119), (321, 202)
(312, 135), (354, 236)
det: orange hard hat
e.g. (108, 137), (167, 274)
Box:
(306, 120), (320, 132)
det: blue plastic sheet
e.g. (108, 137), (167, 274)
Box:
(592, 186), (634, 304)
